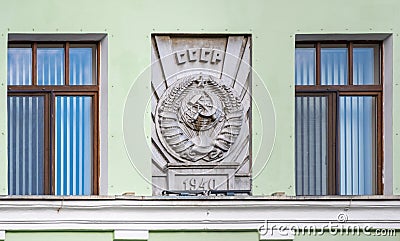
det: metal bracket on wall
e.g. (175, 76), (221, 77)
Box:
(162, 190), (251, 196)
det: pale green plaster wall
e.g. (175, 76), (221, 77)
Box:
(149, 231), (259, 241)
(5, 231), (113, 241)
(0, 0), (399, 195)
(2, 231), (267, 241)
(295, 232), (399, 241)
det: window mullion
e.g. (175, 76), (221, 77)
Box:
(32, 43), (37, 85)
(49, 91), (56, 195)
(43, 93), (51, 194)
(327, 92), (338, 195)
(65, 42), (70, 85)
(316, 42), (321, 85)
(348, 42), (353, 85)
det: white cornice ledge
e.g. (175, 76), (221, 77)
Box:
(0, 197), (399, 240)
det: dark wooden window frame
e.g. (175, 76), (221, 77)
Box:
(7, 41), (101, 195)
(295, 40), (383, 195)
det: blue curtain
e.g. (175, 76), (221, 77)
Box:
(339, 96), (375, 195)
(8, 96), (45, 195)
(353, 48), (375, 85)
(295, 48), (315, 85)
(7, 48), (32, 85)
(295, 96), (328, 195)
(321, 48), (348, 85)
(55, 96), (93, 195)
(70, 48), (94, 85)
(37, 48), (64, 85)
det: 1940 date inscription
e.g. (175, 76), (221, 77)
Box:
(182, 178), (217, 190)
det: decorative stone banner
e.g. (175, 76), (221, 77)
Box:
(151, 35), (251, 195)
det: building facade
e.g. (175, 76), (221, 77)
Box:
(0, 0), (400, 240)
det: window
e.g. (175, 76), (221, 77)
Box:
(7, 41), (100, 195)
(295, 41), (383, 195)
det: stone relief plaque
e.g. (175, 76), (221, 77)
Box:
(151, 35), (251, 195)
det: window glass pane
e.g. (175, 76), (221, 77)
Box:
(55, 96), (92, 195)
(70, 47), (95, 85)
(7, 48), (32, 85)
(353, 45), (379, 85)
(321, 47), (348, 85)
(8, 96), (44, 195)
(295, 96), (328, 195)
(295, 48), (316, 85)
(339, 96), (376, 195)
(37, 48), (64, 85)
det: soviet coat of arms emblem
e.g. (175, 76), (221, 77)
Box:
(156, 74), (243, 163)
(151, 35), (251, 194)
